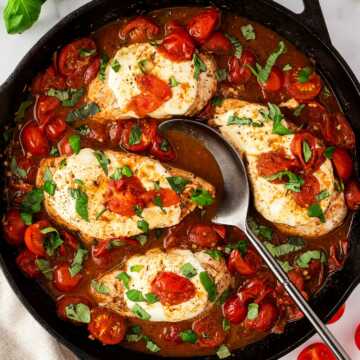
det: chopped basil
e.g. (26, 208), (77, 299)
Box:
(266, 170), (304, 192)
(180, 263), (197, 278)
(324, 146), (335, 159)
(69, 248), (88, 276)
(126, 289), (145, 302)
(296, 250), (326, 268)
(193, 53), (207, 80)
(283, 63), (293, 71)
(224, 240), (248, 255)
(131, 304), (151, 320)
(15, 100), (33, 122)
(74, 179), (84, 186)
(111, 59), (121, 72)
(79, 48), (96, 57)
(116, 272), (130, 289)
(168, 76), (179, 87)
(65, 303), (91, 323)
(35, 259), (53, 280)
(95, 208), (107, 220)
(335, 179), (345, 192)
(241, 24), (256, 40)
(110, 168), (122, 180)
(227, 114), (262, 127)
(146, 339), (160, 352)
(225, 34), (242, 58)
(50, 146), (60, 156)
(68, 134), (81, 154)
(128, 124), (142, 145)
(41, 227), (63, 256)
(59, 159), (67, 169)
(91, 279), (110, 294)
(144, 293), (159, 304)
(293, 104), (305, 117)
(307, 203), (325, 223)
(166, 176), (189, 194)
(21, 188), (44, 214)
(323, 86), (331, 98)
(94, 150), (109, 175)
(217, 344), (231, 359)
(265, 240), (304, 258)
(191, 188), (214, 206)
(303, 140), (312, 163)
(70, 188), (89, 221)
(199, 271), (217, 302)
(263, 103), (292, 135)
(43, 167), (56, 196)
(99, 53), (109, 81)
(126, 333), (143, 342)
(66, 102), (100, 122)
(316, 190), (330, 201)
(136, 234), (148, 246)
(279, 260), (294, 272)
(137, 219), (149, 233)
(248, 218), (273, 241)
(216, 68), (228, 82)
(20, 212), (32, 225)
(47, 88), (84, 107)
(222, 318), (230, 331)
(153, 194), (166, 213)
(297, 67), (312, 83)
(288, 236), (306, 246)
(122, 165), (133, 177)
(134, 205), (143, 218)
(138, 59), (149, 73)
(160, 138), (170, 152)
(180, 329), (197, 344)
(110, 239), (126, 248)
(205, 249), (223, 260)
(10, 157), (27, 178)
(247, 303), (259, 320)
(218, 288), (231, 305)
(211, 96), (224, 106)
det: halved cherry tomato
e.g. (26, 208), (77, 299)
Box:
(158, 29), (195, 62)
(228, 249), (262, 276)
(355, 324), (360, 350)
(327, 303), (345, 324)
(192, 315), (225, 348)
(202, 32), (232, 54)
(345, 180), (360, 210)
(56, 295), (92, 322)
(257, 150), (298, 177)
(228, 49), (256, 84)
(31, 66), (66, 95)
(35, 95), (60, 128)
(284, 67), (322, 101)
(121, 120), (157, 152)
(223, 295), (247, 324)
(212, 224), (226, 239)
(150, 135), (176, 161)
(151, 271), (196, 305)
(88, 307), (126, 345)
(331, 148), (353, 181)
(24, 220), (50, 256)
(45, 116), (67, 143)
(245, 302), (278, 332)
(119, 16), (160, 43)
(53, 263), (82, 292)
(290, 132), (318, 170)
(83, 57), (101, 85)
(161, 325), (182, 344)
(188, 224), (220, 248)
(292, 174), (320, 208)
(3, 209), (26, 246)
(187, 8), (220, 43)
(164, 20), (183, 35)
(297, 343), (336, 360)
(58, 38), (97, 77)
(16, 249), (40, 278)
(21, 121), (49, 156)
(262, 66), (284, 92)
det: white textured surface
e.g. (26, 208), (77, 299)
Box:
(0, 1), (360, 359)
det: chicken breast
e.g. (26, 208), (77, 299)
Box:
(210, 99), (347, 237)
(87, 43), (217, 121)
(36, 148), (215, 245)
(90, 248), (231, 322)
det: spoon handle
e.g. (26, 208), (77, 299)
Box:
(245, 226), (350, 360)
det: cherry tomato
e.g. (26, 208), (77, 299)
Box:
(56, 295), (92, 322)
(35, 95), (60, 128)
(297, 343), (336, 360)
(188, 224), (220, 248)
(345, 180), (360, 210)
(121, 120), (157, 152)
(31, 66), (66, 95)
(150, 135), (176, 161)
(53, 263), (82, 292)
(164, 20), (183, 35)
(290, 132), (318, 170)
(257, 150), (298, 177)
(212, 224), (226, 239)
(192, 315), (225, 348)
(238, 278), (273, 304)
(91, 240), (112, 267)
(187, 8), (220, 43)
(161, 324), (182, 343)
(228, 49), (256, 84)
(58, 38), (97, 77)
(158, 29), (195, 62)
(223, 295), (247, 324)
(262, 66), (284, 92)
(331, 148), (353, 181)
(16, 249), (40, 278)
(3, 209), (26, 246)
(45, 116), (67, 143)
(202, 32), (232, 54)
(119, 16), (160, 43)
(284, 67), (322, 101)
(355, 324), (360, 350)
(327, 303), (345, 324)
(228, 249), (262, 276)
(151, 271), (196, 305)
(58, 231), (79, 258)
(245, 302), (278, 332)
(21, 121), (49, 156)
(292, 174), (320, 208)
(24, 220), (50, 256)
(88, 307), (126, 345)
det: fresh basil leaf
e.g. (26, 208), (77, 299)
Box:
(116, 272), (130, 289)
(302, 140), (312, 163)
(199, 271), (217, 302)
(79, 48), (96, 57)
(266, 170), (304, 193)
(166, 176), (189, 194)
(241, 24), (256, 40)
(265, 241), (304, 258)
(316, 190), (330, 201)
(224, 240), (248, 255)
(160, 138), (170, 152)
(69, 248), (88, 276)
(133, 204), (143, 218)
(180, 329), (197, 344)
(138, 59), (149, 73)
(248, 218), (273, 241)
(15, 100), (33, 121)
(216, 68), (228, 82)
(43, 167), (56, 195)
(153, 194), (166, 213)
(222, 318), (230, 331)
(146, 339), (160, 352)
(126, 289), (145, 302)
(323, 86), (331, 98)
(59, 159), (67, 169)
(42, 227), (63, 256)
(10, 157), (27, 178)
(335, 179), (345, 192)
(307, 203), (325, 223)
(99, 53), (109, 81)
(227, 114), (252, 126)
(131, 304), (151, 320)
(91, 279), (110, 294)
(50, 146), (60, 156)
(191, 188), (214, 206)
(168, 76), (179, 87)
(217, 344), (231, 359)
(136, 234), (148, 246)
(66, 102), (100, 122)
(122, 165), (132, 177)
(211, 96), (224, 106)
(324, 146), (335, 159)
(193, 53), (207, 80)
(65, 303), (91, 323)
(110, 167), (122, 181)
(94, 150), (109, 175)
(225, 34), (242, 58)
(128, 124), (142, 145)
(21, 188), (44, 214)
(296, 250), (326, 268)
(247, 303), (259, 320)
(20, 212), (32, 225)
(293, 104), (305, 117)
(205, 249), (223, 261)
(47, 88), (84, 107)
(283, 64), (292, 71)
(70, 188), (89, 221)
(137, 219), (149, 233)
(272, 116), (292, 135)
(279, 260), (294, 272)
(111, 59), (121, 72)
(288, 236), (305, 247)
(180, 263), (197, 278)
(144, 293), (159, 304)
(95, 208), (106, 220)
(297, 67), (312, 83)
(68, 134), (81, 154)
(35, 259), (53, 280)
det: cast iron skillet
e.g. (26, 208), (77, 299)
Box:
(0, 0), (360, 359)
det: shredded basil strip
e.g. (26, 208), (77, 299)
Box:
(69, 248), (88, 277)
(10, 157), (27, 178)
(128, 124), (142, 145)
(137, 219), (149, 233)
(180, 263), (198, 278)
(316, 190), (330, 201)
(21, 188), (44, 214)
(91, 279), (110, 294)
(324, 146), (335, 159)
(227, 114), (263, 127)
(199, 271), (217, 302)
(94, 150), (110, 175)
(47, 88), (84, 107)
(65, 303), (91, 323)
(224, 240), (248, 255)
(35, 259), (53, 280)
(297, 67), (312, 83)
(266, 170), (304, 193)
(241, 24), (256, 40)
(111, 59), (121, 72)
(217, 344), (232, 359)
(15, 100), (33, 121)
(99, 53), (109, 81)
(66, 102), (100, 122)
(116, 272), (130, 289)
(302, 140), (312, 163)
(296, 250), (327, 268)
(43, 167), (56, 196)
(70, 188), (89, 221)
(307, 203), (325, 223)
(247, 303), (259, 320)
(41, 227), (63, 256)
(126, 289), (145, 302)
(205, 249), (224, 260)
(191, 188), (214, 206)
(193, 53), (207, 80)
(169, 76), (179, 87)
(68, 134), (81, 154)
(225, 34), (242, 58)
(293, 104), (305, 117)
(248, 218), (273, 241)
(265, 240), (304, 258)
(131, 304), (151, 320)
(166, 176), (189, 194)
(180, 329), (197, 344)
(216, 68), (228, 82)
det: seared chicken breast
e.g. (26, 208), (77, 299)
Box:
(87, 43), (217, 121)
(210, 99), (347, 237)
(36, 148), (215, 245)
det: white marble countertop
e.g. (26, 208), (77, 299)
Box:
(0, 1), (360, 359)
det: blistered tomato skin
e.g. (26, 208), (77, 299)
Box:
(53, 263), (82, 292)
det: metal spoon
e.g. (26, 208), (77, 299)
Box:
(159, 119), (350, 360)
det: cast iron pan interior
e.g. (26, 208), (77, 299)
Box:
(0, 0), (360, 359)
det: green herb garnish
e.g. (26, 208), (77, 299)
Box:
(69, 248), (88, 276)
(180, 263), (197, 278)
(70, 187), (89, 221)
(167, 176), (189, 194)
(199, 271), (217, 302)
(193, 53), (207, 80)
(91, 279), (110, 294)
(66, 102), (100, 122)
(191, 188), (214, 206)
(241, 24), (256, 40)
(65, 303), (91, 323)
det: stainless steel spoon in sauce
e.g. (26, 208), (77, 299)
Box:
(159, 119), (350, 360)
